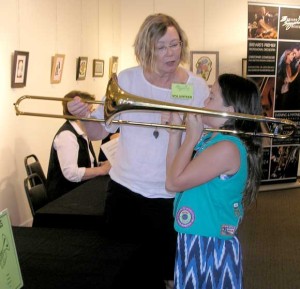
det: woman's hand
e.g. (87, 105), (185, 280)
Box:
(82, 161), (111, 180)
(161, 112), (171, 125)
(98, 160), (111, 175)
(67, 96), (92, 117)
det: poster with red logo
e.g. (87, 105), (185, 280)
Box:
(247, 3), (300, 184)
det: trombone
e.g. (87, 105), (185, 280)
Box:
(14, 73), (297, 139)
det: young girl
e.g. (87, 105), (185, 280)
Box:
(166, 73), (263, 289)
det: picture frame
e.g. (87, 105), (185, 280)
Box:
(11, 50), (29, 88)
(50, 54), (65, 84)
(93, 59), (104, 77)
(242, 58), (247, 78)
(76, 57), (88, 80)
(190, 51), (219, 87)
(109, 56), (118, 78)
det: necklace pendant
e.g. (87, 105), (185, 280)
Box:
(153, 130), (159, 139)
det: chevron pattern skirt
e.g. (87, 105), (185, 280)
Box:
(174, 233), (243, 289)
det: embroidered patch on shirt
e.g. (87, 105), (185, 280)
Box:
(233, 203), (241, 217)
(176, 207), (195, 228)
(220, 224), (237, 236)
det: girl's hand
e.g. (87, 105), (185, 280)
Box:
(163, 112), (184, 135)
(161, 112), (184, 126)
(67, 96), (91, 117)
(185, 113), (204, 144)
(169, 112), (183, 126)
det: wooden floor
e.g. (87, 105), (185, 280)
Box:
(239, 182), (300, 289)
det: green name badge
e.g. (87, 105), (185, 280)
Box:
(171, 83), (193, 99)
(0, 209), (23, 289)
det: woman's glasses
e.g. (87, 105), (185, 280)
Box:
(155, 41), (183, 55)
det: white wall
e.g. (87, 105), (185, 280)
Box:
(0, 0), (121, 226)
(119, 0), (248, 74)
(0, 0), (299, 226)
(118, 0), (300, 72)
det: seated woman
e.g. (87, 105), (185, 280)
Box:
(46, 91), (110, 201)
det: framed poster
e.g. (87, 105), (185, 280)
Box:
(76, 57), (88, 80)
(248, 4), (278, 39)
(190, 51), (219, 86)
(50, 54), (65, 84)
(93, 59), (104, 77)
(11, 50), (29, 88)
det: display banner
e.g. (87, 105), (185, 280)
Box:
(247, 3), (300, 184)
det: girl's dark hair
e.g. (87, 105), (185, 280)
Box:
(218, 73), (263, 209)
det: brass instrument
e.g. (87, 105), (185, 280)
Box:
(14, 74), (298, 139)
(14, 95), (104, 123)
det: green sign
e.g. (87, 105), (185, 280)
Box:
(0, 209), (23, 289)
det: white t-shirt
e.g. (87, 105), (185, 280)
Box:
(93, 66), (209, 198)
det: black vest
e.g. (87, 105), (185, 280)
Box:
(46, 121), (97, 201)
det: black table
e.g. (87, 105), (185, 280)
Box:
(13, 226), (143, 289)
(33, 175), (110, 230)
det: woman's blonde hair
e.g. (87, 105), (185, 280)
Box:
(134, 13), (189, 72)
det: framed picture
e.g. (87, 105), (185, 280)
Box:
(109, 56), (118, 78)
(11, 50), (29, 88)
(242, 58), (247, 78)
(190, 51), (219, 87)
(93, 59), (104, 77)
(76, 57), (88, 80)
(50, 54), (65, 84)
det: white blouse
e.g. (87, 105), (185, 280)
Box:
(53, 121), (95, 182)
